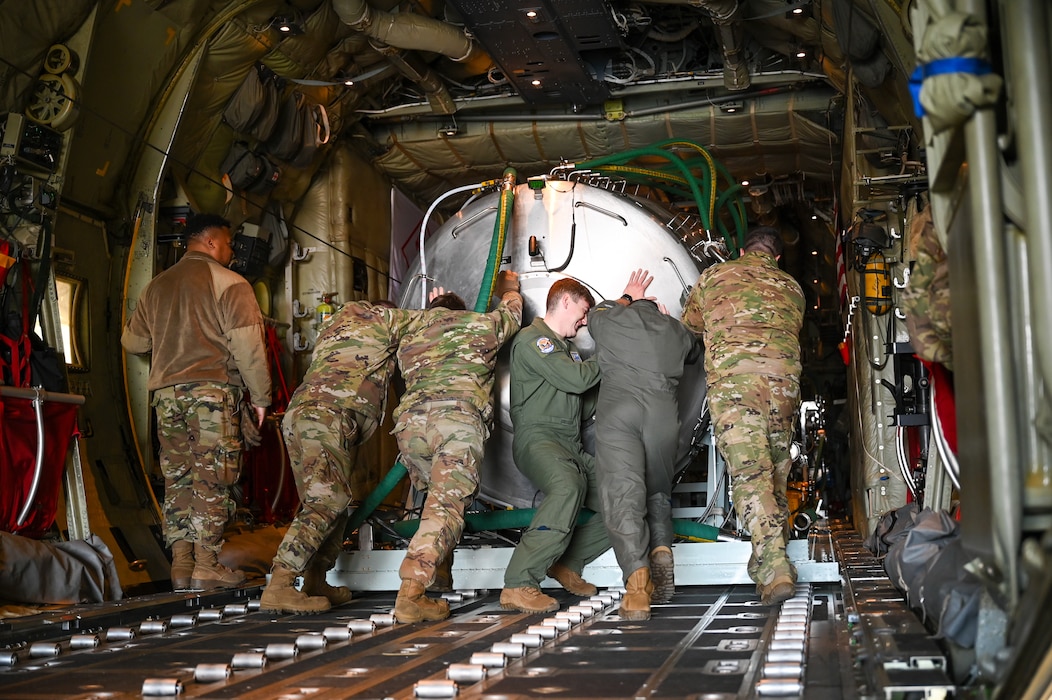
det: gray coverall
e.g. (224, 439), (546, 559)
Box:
(588, 299), (700, 580)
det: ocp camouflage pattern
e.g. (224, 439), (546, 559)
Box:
(901, 207), (953, 370)
(681, 251), (805, 379)
(708, 374), (800, 586)
(154, 382), (242, 552)
(289, 301), (416, 437)
(395, 294), (522, 422)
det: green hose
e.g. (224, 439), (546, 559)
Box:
(346, 461), (408, 533)
(383, 508), (721, 543)
(474, 167), (516, 311)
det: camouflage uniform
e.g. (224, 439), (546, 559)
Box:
(502, 317), (609, 590)
(588, 300), (700, 581)
(394, 293), (523, 585)
(900, 207), (953, 370)
(272, 302), (414, 575)
(154, 382), (244, 549)
(681, 251), (804, 587)
(121, 250), (271, 553)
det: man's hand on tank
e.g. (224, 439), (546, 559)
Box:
(623, 268), (654, 300)
(496, 270), (521, 296)
(428, 286), (447, 302)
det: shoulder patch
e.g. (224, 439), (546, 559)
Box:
(536, 336), (555, 354)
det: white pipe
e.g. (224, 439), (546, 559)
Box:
(415, 180), (495, 308)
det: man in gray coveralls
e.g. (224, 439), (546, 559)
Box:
(588, 269), (700, 620)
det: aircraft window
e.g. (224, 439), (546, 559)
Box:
(55, 274), (87, 371)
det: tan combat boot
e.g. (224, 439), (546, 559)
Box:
(394, 580), (450, 623)
(190, 544), (247, 590)
(759, 572), (796, 607)
(170, 540), (194, 592)
(499, 586), (559, 613)
(619, 567), (654, 621)
(260, 566), (331, 613)
(649, 546), (675, 604)
(547, 563), (597, 596)
(302, 565), (352, 606)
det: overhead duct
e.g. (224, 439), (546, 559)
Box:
(641, 0), (750, 90)
(332, 0), (489, 73)
(371, 42), (457, 115)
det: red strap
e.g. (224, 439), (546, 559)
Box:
(265, 325), (290, 410)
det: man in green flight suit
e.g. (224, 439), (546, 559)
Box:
(500, 272), (651, 613)
(681, 227), (805, 607)
(588, 269), (700, 620)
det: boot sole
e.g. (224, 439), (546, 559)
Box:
(394, 609), (450, 623)
(191, 579), (244, 590)
(500, 601), (558, 614)
(618, 608), (651, 621)
(259, 603), (329, 614)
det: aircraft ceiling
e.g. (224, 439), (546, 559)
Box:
(0, 0), (919, 221)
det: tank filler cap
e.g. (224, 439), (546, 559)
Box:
(528, 176), (546, 198)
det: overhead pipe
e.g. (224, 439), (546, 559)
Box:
(333, 0), (491, 75)
(639, 0), (750, 90)
(371, 42), (457, 115)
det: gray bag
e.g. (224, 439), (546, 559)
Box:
(223, 64), (281, 140)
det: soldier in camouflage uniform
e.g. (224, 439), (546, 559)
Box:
(681, 227), (804, 607)
(121, 214), (271, 592)
(900, 206), (953, 370)
(392, 271), (523, 622)
(259, 300), (414, 614)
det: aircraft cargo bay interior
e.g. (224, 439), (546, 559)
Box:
(0, 0), (1050, 698)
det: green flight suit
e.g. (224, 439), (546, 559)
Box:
(588, 299), (700, 581)
(503, 317), (609, 588)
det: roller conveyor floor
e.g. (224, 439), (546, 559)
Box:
(0, 524), (958, 699)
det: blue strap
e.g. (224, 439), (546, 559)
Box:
(909, 57), (994, 118)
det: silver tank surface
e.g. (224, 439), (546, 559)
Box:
(400, 179), (707, 509)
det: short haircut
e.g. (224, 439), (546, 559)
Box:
(743, 226), (784, 257)
(546, 278), (595, 313)
(428, 292), (467, 310)
(184, 213), (232, 241)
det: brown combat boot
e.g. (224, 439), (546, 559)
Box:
(260, 566), (331, 614)
(394, 580), (450, 623)
(170, 540), (194, 592)
(302, 565), (352, 606)
(190, 544), (246, 590)
(619, 567), (654, 621)
(649, 547), (675, 604)
(759, 573), (796, 607)
(500, 586), (559, 613)
(547, 563), (597, 596)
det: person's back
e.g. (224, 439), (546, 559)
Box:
(682, 251), (803, 379)
(588, 299), (696, 391)
(291, 301), (412, 430)
(396, 293), (522, 420)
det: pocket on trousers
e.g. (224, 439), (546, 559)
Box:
(216, 434), (242, 486)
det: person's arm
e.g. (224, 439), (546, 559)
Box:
(617, 268), (654, 305)
(680, 278), (706, 337)
(223, 282), (272, 409)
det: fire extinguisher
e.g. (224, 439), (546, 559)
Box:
(863, 253), (892, 315)
(316, 294), (335, 326)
